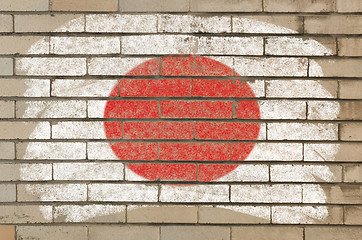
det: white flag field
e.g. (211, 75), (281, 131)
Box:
(14, 14), (342, 224)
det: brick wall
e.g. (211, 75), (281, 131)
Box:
(0, 0), (361, 239)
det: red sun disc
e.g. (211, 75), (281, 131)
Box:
(104, 55), (261, 182)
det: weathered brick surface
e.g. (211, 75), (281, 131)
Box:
(264, 0), (335, 12)
(50, 0), (118, 11)
(0, 0), (49, 11)
(305, 227), (362, 240)
(0, 0), (361, 237)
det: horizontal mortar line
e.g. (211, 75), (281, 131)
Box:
(10, 75), (362, 80)
(4, 181), (358, 185)
(4, 223), (362, 228)
(7, 54), (362, 59)
(2, 32), (362, 37)
(1, 202), (361, 207)
(2, 97), (362, 101)
(1, 118), (360, 123)
(10, 180), (361, 185)
(3, 139), (358, 143)
(1, 160), (360, 165)
(3, 11), (362, 15)
(3, 75), (362, 80)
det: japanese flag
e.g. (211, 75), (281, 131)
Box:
(17, 14), (340, 224)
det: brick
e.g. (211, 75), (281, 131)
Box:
(337, 102), (362, 120)
(192, 79), (261, 98)
(256, 100), (306, 119)
(338, 38), (362, 56)
(195, 122), (261, 140)
(0, 185), (16, 202)
(52, 121), (105, 139)
(87, 142), (118, 160)
(15, 14), (84, 32)
(0, 122), (50, 139)
(303, 184), (362, 204)
(158, 15), (231, 33)
(344, 165), (362, 182)
(266, 80), (337, 98)
(234, 57), (308, 77)
(337, 0), (362, 12)
(237, 143), (302, 161)
(161, 226), (230, 240)
(124, 122), (193, 139)
(120, 79), (191, 97)
(0, 36), (48, 54)
(89, 226), (159, 240)
(191, 0), (261, 12)
(305, 227), (362, 240)
(86, 14), (157, 33)
(160, 185), (229, 202)
(108, 142), (158, 160)
(122, 35), (191, 55)
(270, 165), (342, 182)
(89, 57), (159, 75)
(265, 37), (336, 56)
(195, 36), (263, 55)
(50, 0), (118, 11)
(345, 206), (362, 225)
(0, 142), (15, 160)
(340, 81), (362, 99)
(16, 58), (86, 76)
(307, 101), (340, 120)
(159, 142), (230, 161)
(268, 123), (338, 140)
(0, 206), (52, 223)
(52, 79), (117, 97)
(161, 55), (233, 76)
(232, 226), (303, 240)
(264, 0), (334, 12)
(305, 16), (362, 34)
(199, 206), (270, 224)
(0, 58), (13, 76)
(310, 59), (362, 77)
(120, 0), (189, 12)
(17, 142), (86, 160)
(16, 100), (86, 118)
(0, 225), (14, 240)
(0, 0), (49, 11)
(233, 15), (302, 34)
(104, 101), (159, 119)
(50, 37), (120, 54)
(0, 101), (14, 118)
(127, 205), (197, 223)
(161, 101), (233, 119)
(126, 163), (197, 181)
(214, 165), (269, 182)
(305, 143), (362, 162)
(54, 205), (125, 223)
(0, 15), (13, 32)
(89, 184), (158, 202)
(17, 226), (87, 240)
(18, 184), (87, 202)
(0, 164), (51, 181)
(0, 79), (50, 97)
(341, 123), (362, 140)
(54, 163), (124, 180)
(272, 206), (343, 224)
(231, 184), (302, 203)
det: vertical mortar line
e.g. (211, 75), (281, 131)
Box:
(125, 205), (128, 223)
(228, 184), (231, 202)
(229, 225), (232, 240)
(302, 16), (305, 34)
(306, 58), (310, 77)
(270, 205), (273, 224)
(342, 205), (345, 224)
(303, 227), (306, 240)
(337, 79), (340, 99)
(83, 14), (87, 32)
(159, 225), (162, 240)
(261, 0), (265, 12)
(305, 101), (308, 120)
(262, 37), (266, 56)
(335, 37), (339, 56)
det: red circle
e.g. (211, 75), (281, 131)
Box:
(104, 55), (260, 182)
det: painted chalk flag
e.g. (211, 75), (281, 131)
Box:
(16, 14), (341, 224)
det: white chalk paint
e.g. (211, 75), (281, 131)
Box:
(54, 205), (125, 222)
(19, 16), (340, 224)
(53, 163), (124, 180)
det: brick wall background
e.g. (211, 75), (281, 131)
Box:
(0, 0), (362, 239)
